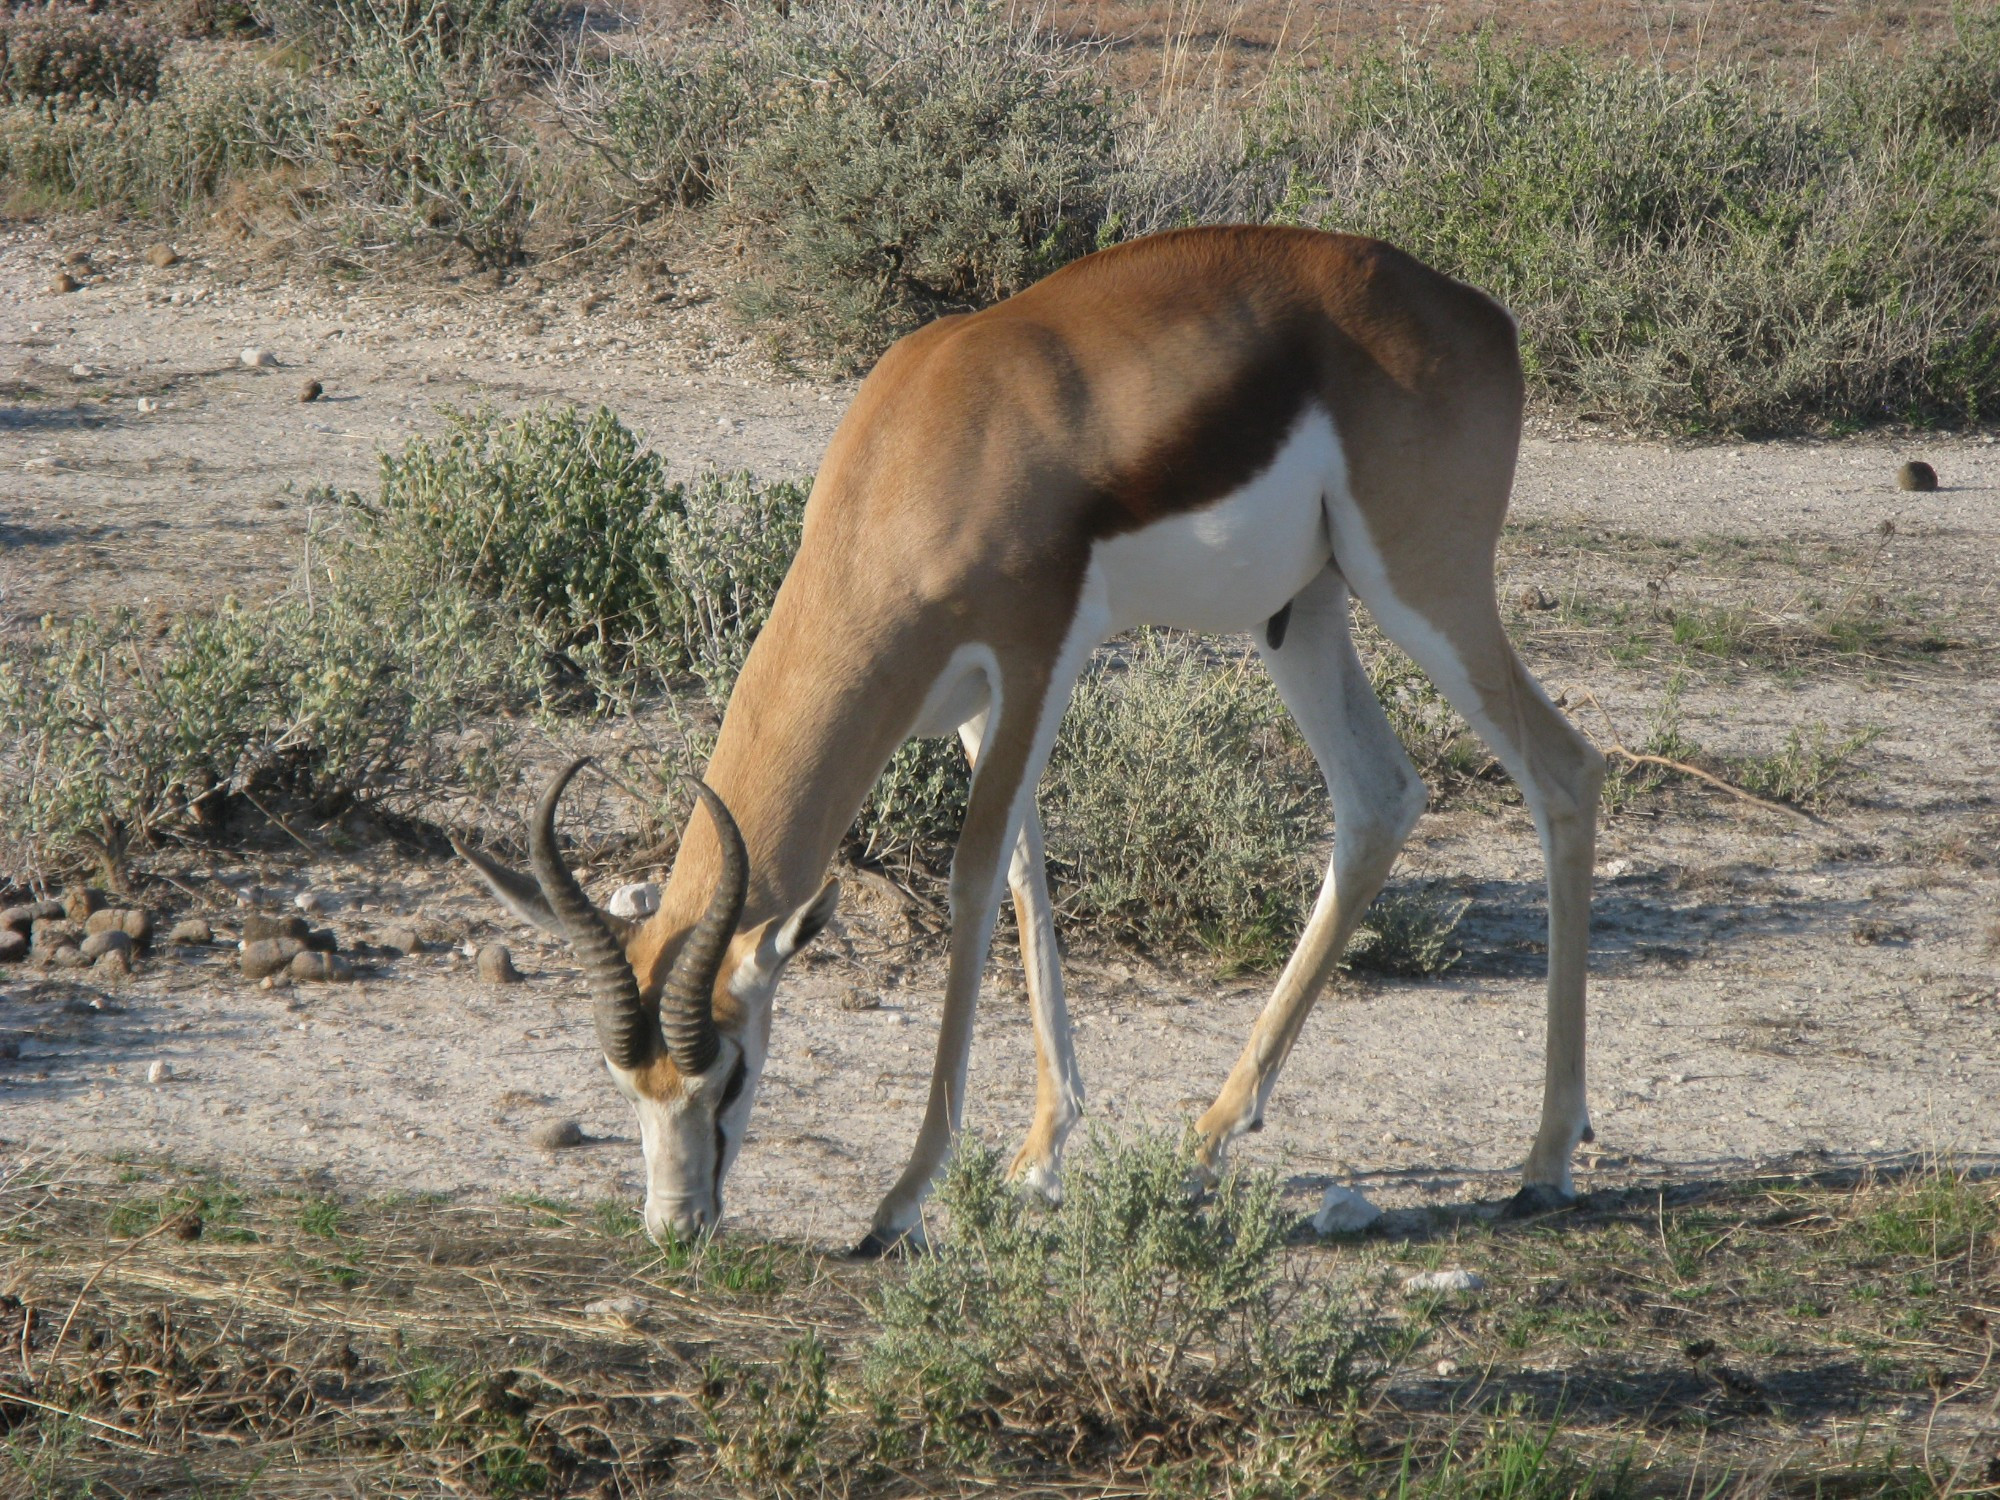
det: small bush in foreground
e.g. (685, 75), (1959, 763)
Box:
(1730, 720), (1879, 811)
(1347, 886), (1469, 978)
(871, 1132), (1366, 1474)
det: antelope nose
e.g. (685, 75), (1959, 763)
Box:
(647, 1198), (714, 1245)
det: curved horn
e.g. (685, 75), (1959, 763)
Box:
(530, 758), (656, 1071)
(657, 776), (747, 1077)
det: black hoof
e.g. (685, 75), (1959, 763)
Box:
(850, 1228), (919, 1260)
(1501, 1183), (1577, 1220)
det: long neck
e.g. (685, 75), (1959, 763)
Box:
(632, 507), (954, 990)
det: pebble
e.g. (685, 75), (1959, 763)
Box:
(146, 244), (180, 268)
(299, 378), (322, 403)
(64, 249), (91, 267)
(290, 949), (354, 983)
(243, 912), (314, 945)
(0, 931), (25, 963)
(69, 363), (92, 378)
(838, 986), (881, 1011)
(147, 1060), (171, 1084)
(2, 901), (64, 932)
(1311, 1185), (1383, 1235)
(240, 347), (278, 369)
(478, 942), (522, 984)
(606, 882), (660, 920)
(64, 886), (106, 924)
(167, 918), (213, 945)
(51, 273), (78, 295)
(582, 1295), (648, 1321)
(136, 397), (158, 413)
(378, 924), (423, 955)
(85, 908), (152, 947)
(1897, 460), (1939, 492)
(294, 890), (335, 916)
(1435, 1359), (1459, 1377)
(94, 947), (132, 978)
(1401, 1269), (1485, 1297)
(241, 936), (305, 979)
(530, 1118), (584, 1150)
(51, 945), (87, 970)
(715, 416), (732, 432)
(1516, 584), (1556, 612)
(79, 929), (133, 962)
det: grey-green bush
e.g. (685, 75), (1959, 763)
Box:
(0, 10), (161, 105)
(871, 1131), (1366, 1468)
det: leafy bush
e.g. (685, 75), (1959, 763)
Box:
(1042, 633), (1319, 967)
(0, 570), (523, 882)
(1730, 720), (1878, 811)
(870, 1131), (1366, 1472)
(0, 10), (161, 105)
(353, 405), (806, 693)
(1347, 886), (1469, 978)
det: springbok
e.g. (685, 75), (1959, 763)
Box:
(458, 225), (1605, 1253)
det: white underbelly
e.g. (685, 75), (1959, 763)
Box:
(1092, 404), (1342, 635)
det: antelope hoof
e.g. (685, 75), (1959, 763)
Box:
(850, 1221), (927, 1260)
(1501, 1183), (1578, 1220)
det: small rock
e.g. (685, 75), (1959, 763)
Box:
(168, 918), (213, 946)
(299, 378), (322, 403)
(582, 1294), (647, 1321)
(85, 908), (152, 947)
(51, 273), (78, 295)
(80, 929), (133, 962)
(0, 1038), (19, 1059)
(147, 1060), (171, 1084)
(136, 397), (159, 413)
(2, 901), (64, 933)
(241, 347), (278, 369)
(290, 949), (354, 982)
(64, 886), (106, 924)
(606, 882), (660, 920)
(1401, 1269), (1485, 1297)
(243, 913), (311, 944)
(64, 248), (91, 268)
(1516, 584), (1556, 612)
(478, 942), (523, 984)
(30, 918), (84, 958)
(241, 936), (305, 979)
(378, 924), (423, 956)
(838, 986), (880, 1012)
(146, 244), (180, 268)
(294, 890), (335, 916)
(530, 1118), (584, 1150)
(93, 947), (132, 978)
(69, 362), (92, 378)
(1311, 1185), (1383, 1235)
(715, 416), (732, 433)
(1896, 460), (1939, 492)
(0, 931), (25, 963)
(576, 294), (601, 314)
(1435, 1359), (1459, 1377)
(50, 945), (87, 970)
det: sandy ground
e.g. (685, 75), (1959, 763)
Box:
(3, 223), (1999, 1250)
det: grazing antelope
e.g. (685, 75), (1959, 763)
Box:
(458, 225), (1605, 1253)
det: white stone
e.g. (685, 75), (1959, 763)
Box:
(70, 363), (92, 378)
(1401, 1269), (1485, 1297)
(582, 1295), (648, 1321)
(136, 397), (158, 413)
(146, 1060), (170, 1084)
(1311, 1185), (1382, 1235)
(1435, 1359), (1459, 1377)
(294, 890), (335, 915)
(606, 882), (660, 920)
(715, 416), (731, 432)
(240, 347), (278, 368)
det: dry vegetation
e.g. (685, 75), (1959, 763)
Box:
(4, 1141), (1995, 1496)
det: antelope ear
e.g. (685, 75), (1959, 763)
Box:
(776, 879), (840, 961)
(455, 836), (639, 948)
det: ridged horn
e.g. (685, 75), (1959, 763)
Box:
(658, 777), (747, 1077)
(530, 758), (656, 1071)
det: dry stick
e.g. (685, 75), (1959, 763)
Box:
(1569, 688), (1835, 831)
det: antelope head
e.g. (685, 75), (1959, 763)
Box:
(454, 759), (838, 1243)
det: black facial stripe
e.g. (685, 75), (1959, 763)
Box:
(712, 1053), (748, 1200)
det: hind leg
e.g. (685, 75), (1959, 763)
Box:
(1334, 535), (1605, 1210)
(1195, 568), (1428, 1174)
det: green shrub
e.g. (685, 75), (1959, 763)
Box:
(870, 1131), (1366, 1470)
(1347, 886), (1469, 978)
(0, 11), (162, 105)
(1041, 633), (1319, 967)
(0, 569), (523, 882)
(1730, 720), (1879, 811)
(353, 405), (806, 693)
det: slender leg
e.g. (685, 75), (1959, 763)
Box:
(858, 624), (1098, 1254)
(959, 714), (1085, 1202)
(1341, 570), (1605, 1211)
(1195, 568), (1428, 1174)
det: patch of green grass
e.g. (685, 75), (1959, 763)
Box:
(1858, 1167), (1997, 1261)
(106, 1175), (254, 1244)
(1731, 721), (1880, 811)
